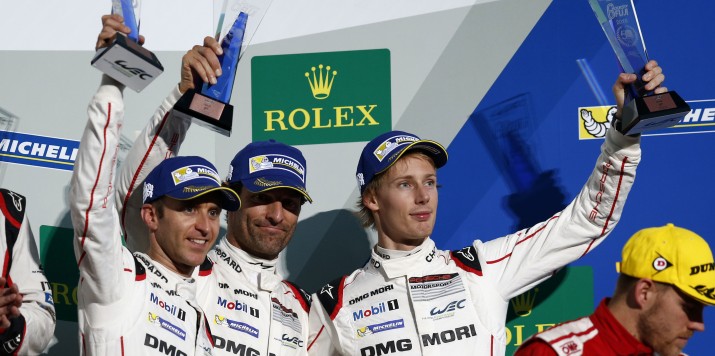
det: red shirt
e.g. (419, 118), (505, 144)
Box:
(515, 298), (653, 355)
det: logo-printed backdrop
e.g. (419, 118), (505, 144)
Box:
(251, 49), (391, 145)
(2, 0), (713, 354)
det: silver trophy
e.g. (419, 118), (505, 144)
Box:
(588, 0), (690, 135)
(171, 0), (273, 136)
(91, 0), (164, 92)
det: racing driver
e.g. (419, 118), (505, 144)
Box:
(100, 16), (313, 356)
(70, 15), (242, 355)
(306, 61), (668, 356)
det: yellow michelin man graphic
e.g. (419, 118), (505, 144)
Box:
(579, 106), (616, 139)
(356, 326), (372, 338)
(249, 156), (273, 173)
(215, 314), (228, 326)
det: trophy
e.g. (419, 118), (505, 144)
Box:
(91, 0), (163, 92)
(588, 0), (690, 135)
(172, 13), (247, 137)
(171, 0), (274, 137)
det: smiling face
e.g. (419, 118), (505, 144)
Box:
(143, 195), (222, 276)
(639, 283), (705, 356)
(364, 153), (438, 250)
(225, 187), (303, 260)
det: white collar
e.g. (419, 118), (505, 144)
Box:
(217, 238), (282, 292)
(370, 238), (437, 279)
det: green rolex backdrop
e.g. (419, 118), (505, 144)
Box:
(504, 266), (593, 353)
(252, 49), (391, 145)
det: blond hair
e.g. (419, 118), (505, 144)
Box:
(355, 151), (436, 228)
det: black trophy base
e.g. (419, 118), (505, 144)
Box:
(620, 91), (691, 135)
(91, 33), (164, 92)
(172, 89), (233, 137)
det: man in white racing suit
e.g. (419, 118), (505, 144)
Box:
(0, 189), (56, 355)
(102, 19), (313, 356)
(306, 61), (668, 356)
(70, 14), (242, 355)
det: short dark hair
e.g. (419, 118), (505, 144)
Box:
(152, 199), (165, 219)
(226, 181), (243, 195)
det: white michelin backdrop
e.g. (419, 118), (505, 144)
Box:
(0, 0), (550, 354)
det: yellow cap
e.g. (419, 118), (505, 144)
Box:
(619, 224), (715, 306)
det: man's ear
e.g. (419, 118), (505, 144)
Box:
(362, 190), (379, 212)
(141, 204), (159, 232)
(633, 278), (659, 309)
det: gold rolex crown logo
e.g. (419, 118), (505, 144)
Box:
(511, 287), (538, 317)
(305, 64), (337, 100)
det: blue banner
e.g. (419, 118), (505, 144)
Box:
(0, 131), (79, 171)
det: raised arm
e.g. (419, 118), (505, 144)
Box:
(477, 60), (666, 299)
(70, 73), (128, 309)
(114, 36), (224, 253)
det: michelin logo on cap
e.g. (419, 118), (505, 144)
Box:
(373, 135), (419, 162)
(248, 154), (305, 182)
(171, 165), (220, 185)
(249, 156), (274, 173)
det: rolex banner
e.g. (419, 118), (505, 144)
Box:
(40, 226), (79, 322)
(505, 266), (593, 353)
(251, 49), (391, 145)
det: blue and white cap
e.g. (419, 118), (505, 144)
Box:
(356, 131), (448, 194)
(143, 156), (240, 211)
(226, 140), (312, 203)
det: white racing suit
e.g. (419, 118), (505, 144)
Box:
(113, 85), (312, 356)
(71, 79), (215, 355)
(201, 239), (311, 356)
(0, 189), (56, 355)
(307, 127), (641, 356)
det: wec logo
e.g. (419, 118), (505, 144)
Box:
(114, 60), (153, 80)
(430, 299), (465, 316)
(282, 334), (304, 347)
